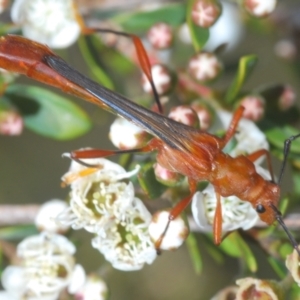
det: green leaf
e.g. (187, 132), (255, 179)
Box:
(115, 3), (187, 32)
(267, 257), (286, 279)
(219, 232), (241, 257)
(137, 163), (168, 199)
(265, 126), (300, 154)
(0, 225), (38, 240)
(204, 238), (224, 264)
(220, 232), (257, 272)
(292, 169), (300, 196)
(6, 84), (92, 140)
(186, 233), (202, 274)
(225, 55), (258, 104)
(78, 36), (114, 90)
(236, 235), (257, 273)
(186, 0), (209, 52)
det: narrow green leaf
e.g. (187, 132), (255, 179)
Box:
(186, 0), (209, 52)
(220, 232), (257, 272)
(78, 36), (114, 90)
(6, 84), (92, 140)
(137, 163), (167, 199)
(225, 55), (258, 104)
(235, 234), (257, 273)
(204, 238), (224, 264)
(292, 169), (300, 196)
(115, 3), (187, 32)
(186, 233), (202, 274)
(279, 197), (289, 215)
(267, 257), (286, 279)
(219, 232), (242, 257)
(0, 225), (38, 240)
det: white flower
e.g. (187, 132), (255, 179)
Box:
(11, 0), (81, 48)
(192, 165), (272, 233)
(109, 117), (150, 150)
(58, 157), (156, 270)
(148, 210), (189, 251)
(35, 199), (69, 233)
(92, 197), (156, 271)
(286, 247), (300, 287)
(67, 264), (86, 294)
(1, 232), (84, 299)
(236, 277), (283, 300)
(211, 110), (269, 162)
(192, 184), (259, 233)
(58, 158), (139, 233)
(75, 274), (108, 300)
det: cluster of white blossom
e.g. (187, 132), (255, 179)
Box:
(57, 157), (157, 271)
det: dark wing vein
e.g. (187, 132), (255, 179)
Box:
(45, 55), (198, 151)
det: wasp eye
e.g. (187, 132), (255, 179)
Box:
(256, 204), (266, 213)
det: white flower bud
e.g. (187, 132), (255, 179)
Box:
(109, 117), (150, 149)
(35, 199), (69, 233)
(148, 211), (189, 251)
(74, 274), (108, 300)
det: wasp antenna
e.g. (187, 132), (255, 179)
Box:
(278, 133), (300, 185)
(270, 204), (300, 256)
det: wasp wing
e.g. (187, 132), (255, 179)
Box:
(45, 55), (198, 152)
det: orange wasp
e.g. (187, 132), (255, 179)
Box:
(0, 33), (299, 254)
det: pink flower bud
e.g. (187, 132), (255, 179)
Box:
(142, 64), (172, 95)
(239, 95), (265, 121)
(191, 102), (212, 130)
(274, 40), (296, 61)
(191, 0), (222, 28)
(278, 85), (296, 111)
(188, 52), (222, 82)
(168, 105), (199, 128)
(147, 23), (173, 49)
(154, 163), (184, 186)
(0, 110), (23, 136)
(243, 0), (277, 18)
(0, 0), (8, 14)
